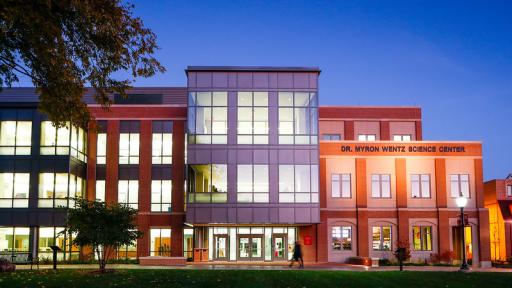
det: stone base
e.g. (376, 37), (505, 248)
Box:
(139, 256), (187, 266)
(479, 261), (492, 268)
(371, 258), (379, 267)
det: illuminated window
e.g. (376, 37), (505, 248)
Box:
(279, 165), (319, 203)
(237, 165), (269, 203)
(0, 173), (29, 208)
(188, 92), (227, 144)
(117, 239), (137, 259)
(332, 226), (352, 251)
(371, 174), (391, 198)
(151, 180), (172, 212)
(411, 174), (431, 198)
(331, 174), (351, 198)
(372, 226), (392, 251)
(0, 227), (29, 252)
(237, 92), (269, 144)
(507, 185), (512, 197)
(70, 125), (87, 161)
(95, 180), (105, 202)
(96, 121), (107, 165)
(150, 228), (171, 256)
(40, 121), (71, 155)
(393, 134), (411, 141)
(38, 173), (83, 208)
(358, 134), (376, 141)
(38, 227), (79, 261)
(412, 226), (432, 251)
(187, 164), (227, 203)
(118, 180), (138, 209)
(278, 92), (318, 144)
(119, 121), (139, 164)
(450, 174), (470, 198)
(152, 121), (172, 164)
(0, 121), (32, 155)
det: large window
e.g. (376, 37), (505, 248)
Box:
(393, 134), (411, 141)
(332, 226), (352, 251)
(118, 180), (138, 209)
(358, 134), (376, 141)
(38, 227), (79, 261)
(40, 121), (70, 155)
(372, 226), (392, 251)
(450, 174), (470, 198)
(152, 121), (172, 164)
(237, 92), (268, 144)
(0, 121), (32, 155)
(412, 226), (432, 251)
(331, 174), (351, 198)
(279, 165), (319, 203)
(119, 121), (140, 164)
(187, 164), (227, 203)
(70, 126), (86, 161)
(117, 240), (137, 259)
(38, 173), (83, 208)
(95, 180), (106, 202)
(188, 92), (227, 144)
(237, 165), (269, 203)
(150, 228), (171, 256)
(0, 173), (29, 208)
(411, 174), (431, 198)
(96, 121), (107, 165)
(371, 174), (391, 198)
(151, 180), (172, 212)
(278, 92), (318, 144)
(0, 227), (29, 253)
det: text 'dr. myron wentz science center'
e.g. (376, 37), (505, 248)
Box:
(0, 66), (492, 267)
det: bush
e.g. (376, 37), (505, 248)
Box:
(346, 256), (372, 266)
(440, 250), (455, 264)
(0, 258), (16, 272)
(378, 258), (392, 266)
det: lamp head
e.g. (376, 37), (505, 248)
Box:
(456, 196), (468, 208)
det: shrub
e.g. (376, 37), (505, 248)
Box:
(440, 250), (455, 264)
(0, 258), (15, 272)
(346, 256), (372, 266)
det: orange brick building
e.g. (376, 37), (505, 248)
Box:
(313, 106), (491, 267)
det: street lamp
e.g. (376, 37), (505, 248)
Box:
(455, 196), (470, 271)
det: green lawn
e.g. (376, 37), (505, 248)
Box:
(0, 269), (510, 288)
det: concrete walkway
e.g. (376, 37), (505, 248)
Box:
(14, 263), (512, 272)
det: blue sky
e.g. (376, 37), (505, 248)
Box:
(127, 0), (511, 180)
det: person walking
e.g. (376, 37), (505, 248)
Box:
(288, 241), (304, 268)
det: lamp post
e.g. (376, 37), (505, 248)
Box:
(456, 196), (469, 271)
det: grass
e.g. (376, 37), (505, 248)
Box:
(0, 269), (510, 288)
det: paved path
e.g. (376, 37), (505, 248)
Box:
(14, 263), (512, 272)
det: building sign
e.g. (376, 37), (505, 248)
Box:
(320, 142), (482, 157)
(304, 235), (312, 246)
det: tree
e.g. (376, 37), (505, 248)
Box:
(63, 199), (142, 272)
(0, 1), (165, 128)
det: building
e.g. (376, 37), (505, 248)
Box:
(0, 66), (491, 267)
(484, 174), (512, 261)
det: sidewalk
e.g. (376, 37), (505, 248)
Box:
(14, 263), (512, 272)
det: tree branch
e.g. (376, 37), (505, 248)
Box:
(0, 55), (39, 82)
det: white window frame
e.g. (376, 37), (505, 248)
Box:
(358, 134), (376, 141)
(371, 174), (391, 198)
(450, 174), (470, 198)
(411, 174), (431, 198)
(393, 134), (412, 141)
(331, 173), (351, 198)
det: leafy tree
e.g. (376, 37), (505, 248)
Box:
(63, 199), (142, 272)
(0, 1), (165, 128)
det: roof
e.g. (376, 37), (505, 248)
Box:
(319, 106), (422, 120)
(186, 66), (321, 74)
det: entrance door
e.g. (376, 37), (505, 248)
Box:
(214, 235), (228, 261)
(452, 226), (473, 262)
(272, 234), (287, 261)
(238, 236), (251, 260)
(237, 235), (264, 261)
(250, 236), (264, 261)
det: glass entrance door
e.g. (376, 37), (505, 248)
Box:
(238, 236), (250, 260)
(214, 235), (228, 260)
(272, 234), (287, 261)
(237, 235), (264, 261)
(251, 236), (264, 261)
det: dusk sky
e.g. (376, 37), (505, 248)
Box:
(21, 0), (512, 180)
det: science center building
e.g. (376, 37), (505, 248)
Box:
(0, 66), (491, 267)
